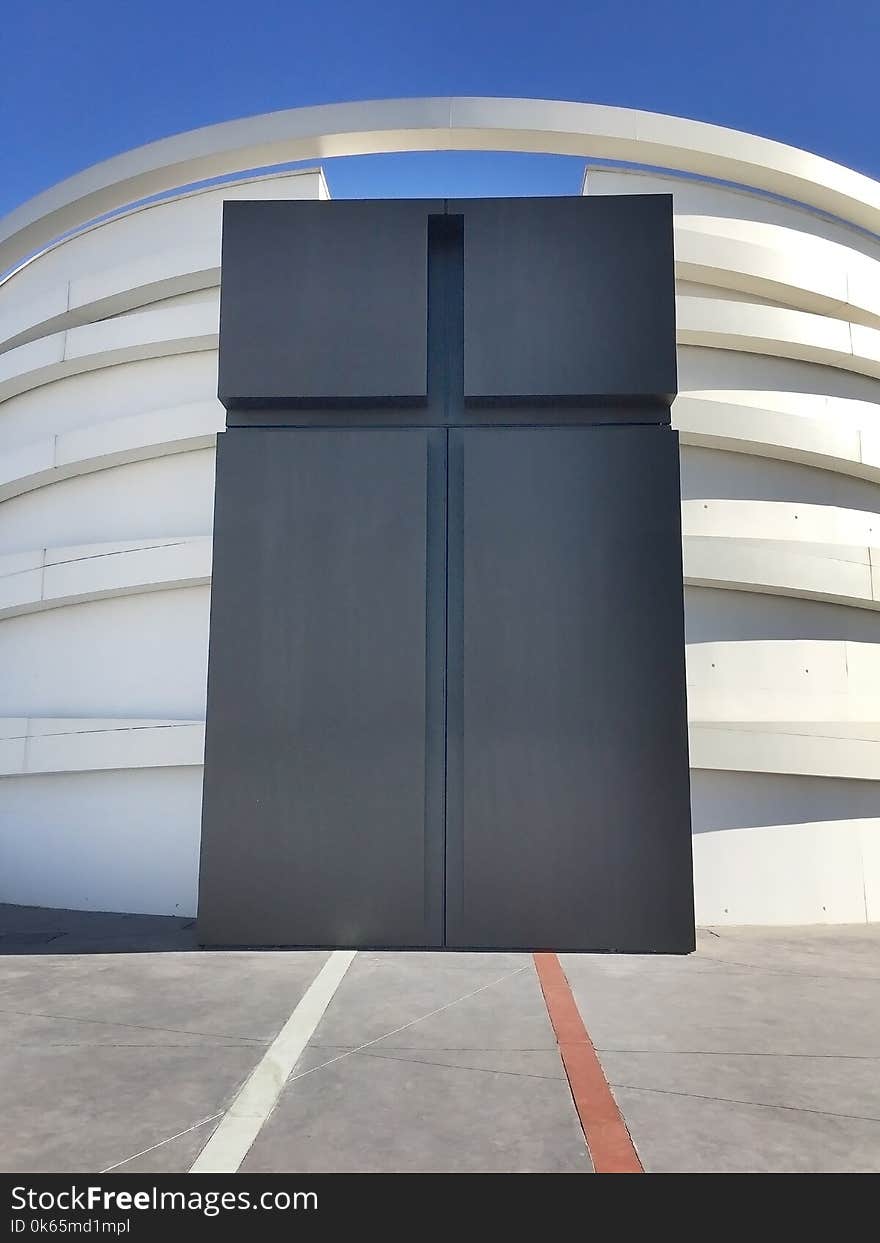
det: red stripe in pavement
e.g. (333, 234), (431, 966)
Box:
(534, 952), (643, 1174)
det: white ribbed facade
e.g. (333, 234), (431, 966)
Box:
(1, 98), (879, 925)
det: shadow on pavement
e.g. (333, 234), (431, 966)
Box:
(0, 903), (202, 954)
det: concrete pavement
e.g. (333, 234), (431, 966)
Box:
(563, 926), (880, 1172)
(0, 905), (877, 1174)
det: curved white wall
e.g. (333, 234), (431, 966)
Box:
(1, 98), (877, 927)
(584, 163), (880, 926)
(0, 167), (327, 915)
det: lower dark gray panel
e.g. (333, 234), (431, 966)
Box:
(446, 426), (694, 952)
(197, 428), (445, 947)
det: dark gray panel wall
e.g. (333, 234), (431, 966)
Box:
(446, 425), (694, 952)
(198, 427), (446, 947)
(218, 200), (440, 406)
(453, 196), (677, 404)
(202, 195), (693, 952)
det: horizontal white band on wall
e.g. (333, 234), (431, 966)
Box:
(683, 534), (880, 611)
(673, 393), (880, 480)
(686, 637), (880, 723)
(674, 221), (880, 329)
(677, 296), (880, 382)
(0, 764), (203, 917)
(0, 244), (219, 355)
(685, 498), (880, 545)
(692, 816), (879, 925)
(3, 97), (880, 277)
(0, 717), (204, 776)
(689, 693), (880, 727)
(688, 633), (880, 690)
(0, 401), (223, 501)
(690, 721), (880, 781)
(0, 297), (219, 403)
(0, 536), (211, 619)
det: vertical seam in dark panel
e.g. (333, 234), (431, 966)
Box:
(425, 216), (457, 949)
(442, 426), (450, 946)
(446, 431), (464, 944)
(423, 428), (446, 947)
(448, 218), (464, 947)
(425, 220), (440, 946)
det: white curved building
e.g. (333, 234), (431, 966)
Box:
(1, 98), (879, 927)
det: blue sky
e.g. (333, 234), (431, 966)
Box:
(2, 1), (878, 217)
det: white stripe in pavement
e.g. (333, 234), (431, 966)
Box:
(189, 950), (356, 1174)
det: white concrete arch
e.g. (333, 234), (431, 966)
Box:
(3, 97), (880, 275)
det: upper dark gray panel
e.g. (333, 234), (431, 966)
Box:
(218, 200), (439, 407)
(452, 196), (677, 404)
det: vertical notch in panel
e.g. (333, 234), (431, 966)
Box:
(444, 429), (465, 944)
(426, 214), (465, 420)
(424, 429), (448, 947)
